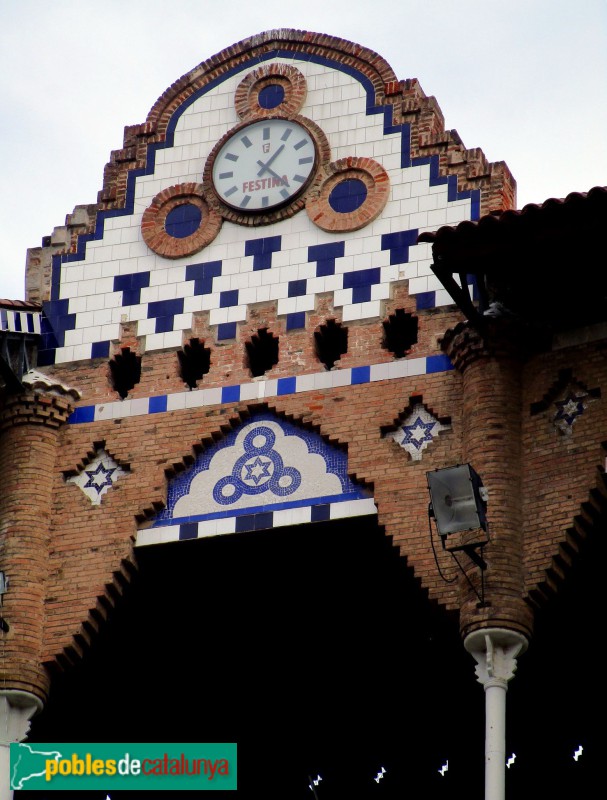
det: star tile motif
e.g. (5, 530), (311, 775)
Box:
(401, 416), (436, 449)
(385, 403), (447, 461)
(242, 456), (272, 485)
(83, 462), (117, 494)
(67, 449), (127, 505)
(554, 394), (587, 433)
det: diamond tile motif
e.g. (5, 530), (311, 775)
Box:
(385, 403), (447, 460)
(66, 448), (127, 505)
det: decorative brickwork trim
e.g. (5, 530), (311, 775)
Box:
(234, 63), (307, 120)
(43, 558), (138, 675)
(526, 467), (607, 611)
(305, 157), (390, 233)
(141, 183), (222, 258)
(0, 393), (74, 430)
(441, 318), (530, 373)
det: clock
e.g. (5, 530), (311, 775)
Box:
(211, 118), (317, 211)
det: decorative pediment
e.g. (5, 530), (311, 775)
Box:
(139, 413), (375, 545)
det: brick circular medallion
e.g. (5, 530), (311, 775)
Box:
(141, 183), (222, 258)
(234, 64), (307, 119)
(305, 158), (390, 232)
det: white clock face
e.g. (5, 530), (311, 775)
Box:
(212, 118), (316, 211)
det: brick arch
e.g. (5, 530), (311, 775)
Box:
(43, 402), (379, 673)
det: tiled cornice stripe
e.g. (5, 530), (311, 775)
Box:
(68, 353), (453, 424)
(136, 497), (378, 547)
(0, 309), (41, 334)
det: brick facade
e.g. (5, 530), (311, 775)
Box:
(1, 31), (602, 729)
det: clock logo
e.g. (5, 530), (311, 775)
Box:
(211, 118), (317, 211)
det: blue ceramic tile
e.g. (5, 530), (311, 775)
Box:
(91, 340), (110, 359)
(221, 384), (241, 403)
(286, 312), (305, 330)
(277, 376), (296, 395)
(217, 322), (237, 340)
(179, 522), (198, 540)
(149, 395), (168, 413)
(351, 365), (370, 385)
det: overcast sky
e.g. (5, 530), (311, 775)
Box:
(1, 0), (605, 300)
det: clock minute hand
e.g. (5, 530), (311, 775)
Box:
(256, 144), (285, 177)
(256, 161), (283, 182)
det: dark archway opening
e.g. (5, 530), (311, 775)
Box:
(22, 517), (484, 799)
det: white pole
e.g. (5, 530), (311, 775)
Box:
(0, 691), (43, 800)
(464, 628), (527, 800)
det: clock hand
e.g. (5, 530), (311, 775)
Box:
(256, 144), (285, 177)
(256, 161), (284, 183)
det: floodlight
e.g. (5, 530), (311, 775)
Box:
(427, 464), (487, 537)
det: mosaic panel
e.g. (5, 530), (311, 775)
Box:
(153, 412), (369, 526)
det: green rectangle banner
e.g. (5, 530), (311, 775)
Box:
(10, 742), (237, 790)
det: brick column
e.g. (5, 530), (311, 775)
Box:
(0, 384), (76, 703)
(441, 319), (533, 642)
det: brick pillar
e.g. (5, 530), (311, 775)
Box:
(441, 319), (533, 642)
(0, 387), (76, 702)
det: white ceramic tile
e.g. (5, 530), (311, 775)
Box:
(130, 398), (149, 416)
(100, 323), (120, 340)
(215, 516), (236, 536)
(259, 379), (277, 398)
(64, 329), (84, 346)
(167, 392), (186, 411)
(198, 520), (218, 538)
(313, 372), (333, 389)
(73, 343), (92, 361)
(162, 331), (183, 349)
(137, 318), (157, 336)
(435, 288), (456, 306)
(160, 526), (180, 544)
(407, 357), (426, 376)
(295, 374), (316, 392)
(272, 508), (293, 528)
(185, 390), (206, 408)
(388, 360), (409, 378)
(136, 528), (161, 547)
(330, 369), (351, 387)
(209, 307), (229, 325)
(94, 403), (116, 422)
(408, 277), (429, 295)
(201, 387), (222, 406)
(239, 382), (260, 401)
(290, 506), (312, 526)
(370, 363), (391, 381)
(145, 332), (166, 351)
(81, 326), (101, 344)
(342, 304), (362, 321)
